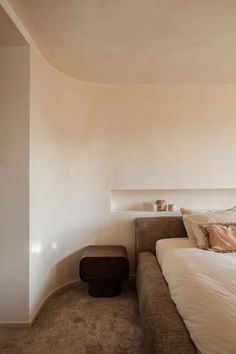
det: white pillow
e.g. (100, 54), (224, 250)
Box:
(180, 206), (236, 240)
(183, 208), (236, 248)
(181, 207), (225, 240)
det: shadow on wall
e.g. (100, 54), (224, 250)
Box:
(55, 247), (87, 285)
(53, 222), (113, 284)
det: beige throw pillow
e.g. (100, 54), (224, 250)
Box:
(206, 224), (236, 252)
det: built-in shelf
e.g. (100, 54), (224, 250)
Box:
(111, 188), (236, 212)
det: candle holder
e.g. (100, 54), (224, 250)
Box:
(155, 200), (167, 211)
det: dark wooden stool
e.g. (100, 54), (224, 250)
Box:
(79, 245), (129, 297)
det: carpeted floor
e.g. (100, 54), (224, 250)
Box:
(0, 279), (144, 354)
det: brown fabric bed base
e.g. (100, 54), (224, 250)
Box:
(135, 217), (197, 354)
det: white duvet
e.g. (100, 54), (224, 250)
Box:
(156, 238), (236, 354)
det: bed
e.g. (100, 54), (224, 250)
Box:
(136, 216), (236, 354)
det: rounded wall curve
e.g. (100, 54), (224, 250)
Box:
(30, 42), (236, 318)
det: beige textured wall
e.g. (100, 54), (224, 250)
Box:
(29, 46), (236, 316)
(0, 45), (30, 323)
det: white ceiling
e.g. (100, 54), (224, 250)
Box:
(7, 0), (236, 84)
(0, 5), (27, 45)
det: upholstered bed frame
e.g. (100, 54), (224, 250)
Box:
(135, 216), (197, 354)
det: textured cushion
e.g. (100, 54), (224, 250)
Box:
(204, 224), (236, 252)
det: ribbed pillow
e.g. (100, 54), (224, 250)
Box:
(203, 224), (236, 252)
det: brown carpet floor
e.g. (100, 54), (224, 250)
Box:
(0, 279), (144, 354)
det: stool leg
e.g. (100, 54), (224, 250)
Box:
(88, 281), (121, 297)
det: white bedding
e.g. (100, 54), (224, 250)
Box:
(156, 238), (236, 354)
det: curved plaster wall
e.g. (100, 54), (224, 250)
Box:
(8, 0), (236, 84)
(2, 0), (236, 322)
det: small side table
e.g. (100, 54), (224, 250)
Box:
(80, 245), (129, 297)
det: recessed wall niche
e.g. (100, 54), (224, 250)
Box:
(111, 188), (236, 213)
